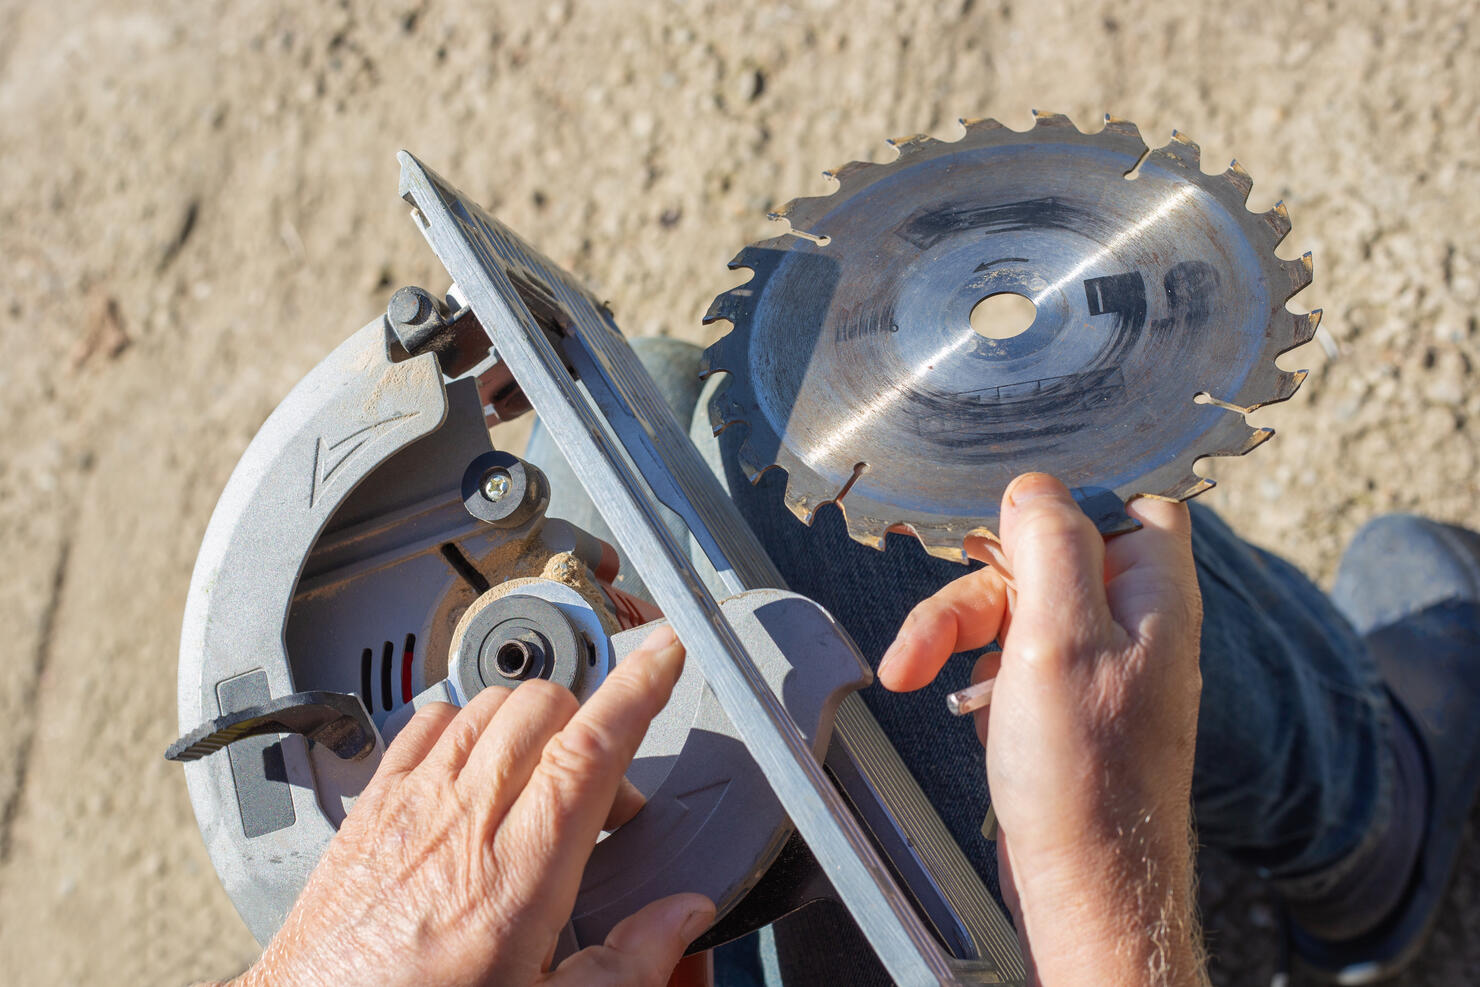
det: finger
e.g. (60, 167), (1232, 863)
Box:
(604, 775), (647, 831)
(969, 651), (1002, 749)
(545, 893), (715, 987)
(878, 565), (1008, 692)
(454, 679), (581, 804)
(414, 683), (518, 778)
(374, 701), (460, 779)
(998, 473), (1115, 664)
(495, 626), (687, 936)
(1104, 496), (1199, 638)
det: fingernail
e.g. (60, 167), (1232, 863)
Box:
(878, 634), (908, 678)
(1004, 472), (1063, 507)
(640, 624), (678, 652)
(680, 903), (716, 941)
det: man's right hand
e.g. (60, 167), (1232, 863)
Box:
(878, 473), (1207, 986)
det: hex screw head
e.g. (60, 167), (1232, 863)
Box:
(481, 468), (513, 502)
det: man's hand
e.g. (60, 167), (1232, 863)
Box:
(232, 625), (714, 987)
(878, 473), (1205, 986)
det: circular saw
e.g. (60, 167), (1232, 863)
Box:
(167, 153), (1029, 986)
(701, 112), (1320, 560)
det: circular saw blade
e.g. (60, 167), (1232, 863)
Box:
(702, 112), (1320, 561)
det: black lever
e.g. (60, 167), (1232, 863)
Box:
(166, 690), (377, 763)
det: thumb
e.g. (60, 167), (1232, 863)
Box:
(998, 473), (1114, 662)
(545, 893), (715, 987)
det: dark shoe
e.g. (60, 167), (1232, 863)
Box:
(1291, 516), (1480, 983)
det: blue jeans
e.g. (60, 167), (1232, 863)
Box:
(524, 339), (1390, 978)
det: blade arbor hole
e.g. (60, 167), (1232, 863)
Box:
(970, 292), (1037, 340)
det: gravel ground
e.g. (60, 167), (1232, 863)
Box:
(1, 0), (1476, 983)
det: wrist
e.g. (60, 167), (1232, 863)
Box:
(1007, 817), (1205, 986)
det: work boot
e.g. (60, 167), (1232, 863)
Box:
(1287, 515), (1480, 982)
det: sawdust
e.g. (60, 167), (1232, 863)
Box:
(443, 552), (621, 680)
(425, 536), (620, 684)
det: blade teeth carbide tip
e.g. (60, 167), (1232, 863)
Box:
(1221, 159), (1254, 203)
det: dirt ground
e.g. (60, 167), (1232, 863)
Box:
(1, 0), (1477, 983)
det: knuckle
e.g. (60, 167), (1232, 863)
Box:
(602, 661), (663, 713)
(439, 717), (483, 762)
(542, 720), (617, 782)
(518, 678), (580, 717)
(465, 685), (512, 715)
(1018, 506), (1094, 547)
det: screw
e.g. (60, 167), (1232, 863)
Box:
(481, 468), (512, 502)
(388, 286), (432, 327)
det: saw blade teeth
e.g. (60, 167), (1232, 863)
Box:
(1281, 252), (1314, 300)
(734, 435), (778, 485)
(842, 515), (888, 552)
(782, 471), (829, 525)
(703, 374), (749, 432)
(886, 132), (944, 160)
(1101, 115), (1147, 145)
(724, 239), (792, 275)
(1269, 368), (1310, 404)
(702, 286), (753, 326)
(1219, 159), (1255, 204)
(723, 246), (760, 273)
(1096, 115), (1151, 157)
(1153, 130), (1203, 172)
(823, 159), (875, 184)
(699, 330), (744, 375)
(1230, 366), (1310, 411)
(909, 523), (972, 563)
(958, 116), (1009, 137)
(768, 194), (835, 233)
(1030, 109), (1077, 132)
(1261, 200), (1293, 246)
(1156, 473), (1217, 500)
(1204, 416), (1276, 458)
(1287, 308), (1323, 350)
